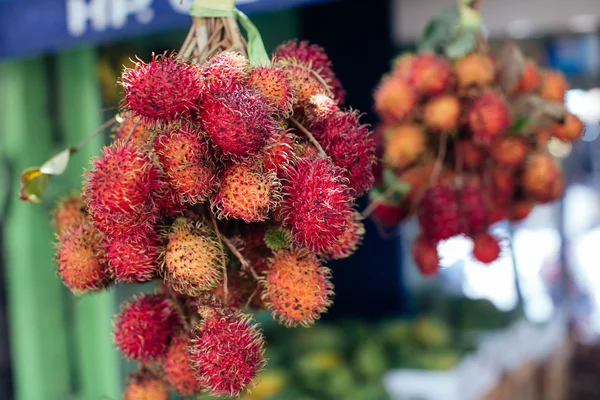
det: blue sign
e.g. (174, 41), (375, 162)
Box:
(0, 0), (329, 60)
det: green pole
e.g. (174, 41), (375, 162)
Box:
(56, 47), (121, 400)
(0, 58), (72, 400)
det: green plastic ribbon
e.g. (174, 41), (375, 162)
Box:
(190, 0), (270, 66)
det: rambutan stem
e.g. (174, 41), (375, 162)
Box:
(209, 213), (229, 304)
(72, 117), (117, 153)
(289, 117), (327, 158)
(123, 120), (141, 145)
(244, 286), (260, 309)
(428, 132), (448, 186)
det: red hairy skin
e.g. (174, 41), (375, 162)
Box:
(417, 181), (462, 243)
(274, 39), (346, 103)
(163, 333), (203, 397)
(153, 124), (219, 205)
(261, 130), (295, 178)
(52, 193), (86, 235)
(198, 83), (280, 160)
(402, 53), (452, 96)
(472, 233), (501, 264)
(412, 236), (440, 277)
(189, 313), (266, 397)
(113, 294), (181, 362)
(459, 177), (488, 236)
(467, 91), (511, 145)
(263, 249), (333, 327)
(246, 66), (295, 116)
(200, 51), (249, 92)
(311, 111), (376, 197)
(280, 158), (354, 253)
(83, 140), (160, 236)
(106, 230), (161, 283)
(120, 54), (202, 125)
(55, 218), (110, 294)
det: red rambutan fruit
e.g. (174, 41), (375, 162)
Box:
(163, 219), (225, 296)
(489, 168), (516, 207)
(490, 137), (528, 168)
(487, 204), (507, 225)
(514, 59), (541, 94)
(399, 162), (435, 205)
(153, 177), (188, 218)
(311, 110), (376, 196)
(163, 333), (203, 397)
(371, 200), (409, 228)
(263, 249), (333, 327)
(106, 230), (160, 283)
(112, 112), (153, 147)
(262, 130), (295, 178)
(539, 70), (568, 103)
(321, 212), (365, 260)
(305, 94), (339, 123)
(508, 201), (534, 222)
(454, 140), (484, 170)
(212, 162), (281, 223)
(402, 53), (452, 96)
(246, 66), (295, 115)
(113, 293), (181, 362)
(153, 124), (219, 205)
(468, 91), (511, 145)
(552, 113), (584, 142)
(276, 61), (329, 106)
(198, 84), (279, 159)
(374, 76), (417, 123)
(280, 157), (354, 253)
(120, 54), (202, 125)
(189, 313), (266, 397)
(200, 51), (249, 92)
(521, 152), (563, 202)
(459, 177), (487, 235)
(55, 218), (110, 294)
(84, 140), (160, 236)
(382, 123), (426, 170)
(52, 193), (86, 235)
(417, 180), (462, 243)
(422, 94), (461, 132)
(123, 370), (169, 400)
(454, 53), (495, 90)
(412, 236), (439, 277)
(274, 39), (345, 103)
(472, 233), (501, 264)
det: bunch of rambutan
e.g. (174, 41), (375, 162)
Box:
(370, 32), (582, 276)
(45, 16), (375, 398)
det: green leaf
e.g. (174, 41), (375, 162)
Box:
(444, 30), (477, 59)
(40, 148), (72, 175)
(264, 226), (293, 251)
(509, 117), (530, 133)
(418, 5), (461, 53)
(459, 5), (482, 31)
(19, 168), (50, 204)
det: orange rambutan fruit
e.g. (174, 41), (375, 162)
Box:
(153, 124), (219, 205)
(163, 333), (203, 397)
(246, 66), (295, 115)
(276, 61), (329, 106)
(514, 59), (541, 94)
(212, 162), (281, 223)
(123, 370), (169, 400)
(539, 70), (568, 103)
(374, 75), (417, 123)
(454, 53), (495, 90)
(52, 193), (86, 235)
(261, 131), (295, 178)
(453, 140), (484, 170)
(321, 212), (365, 260)
(551, 113), (584, 142)
(536, 128), (552, 148)
(383, 123), (426, 170)
(490, 137), (528, 168)
(521, 152), (563, 202)
(55, 218), (110, 294)
(467, 91), (511, 144)
(263, 249), (333, 327)
(412, 235), (439, 277)
(392, 53), (416, 78)
(112, 113), (153, 147)
(163, 219), (226, 296)
(472, 233), (501, 264)
(402, 53), (452, 96)
(422, 94), (461, 132)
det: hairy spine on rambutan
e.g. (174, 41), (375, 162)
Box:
(458, 177), (487, 236)
(274, 39), (346, 103)
(198, 83), (280, 159)
(422, 95), (461, 132)
(163, 219), (225, 296)
(163, 333), (203, 397)
(304, 94), (339, 124)
(83, 140), (160, 236)
(454, 53), (495, 90)
(261, 130), (295, 178)
(112, 112), (153, 146)
(412, 235), (440, 277)
(417, 180), (462, 243)
(55, 218), (110, 294)
(120, 54), (202, 125)
(212, 161), (282, 223)
(52, 193), (86, 235)
(311, 110), (376, 196)
(106, 230), (161, 283)
(275, 60), (331, 107)
(246, 66), (295, 115)
(189, 313), (266, 397)
(200, 51), (249, 92)
(402, 53), (452, 96)
(153, 124), (219, 205)
(123, 370), (169, 400)
(382, 124), (426, 171)
(113, 293), (181, 362)
(321, 212), (365, 260)
(280, 157), (354, 253)
(263, 249), (333, 327)
(374, 75), (417, 123)
(467, 91), (511, 145)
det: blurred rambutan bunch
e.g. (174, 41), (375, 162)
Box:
(369, 0), (582, 276)
(22, 8), (375, 400)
